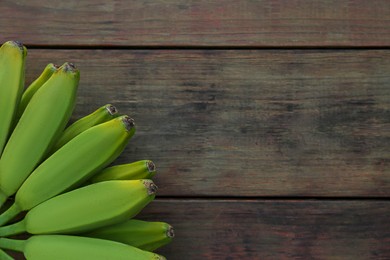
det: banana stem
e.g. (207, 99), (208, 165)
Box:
(0, 203), (22, 226)
(0, 238), (25, 253)
(0, 249), (13, 260)
(0, 220), (26, 237)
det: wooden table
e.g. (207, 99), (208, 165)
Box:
(1, 1), (389, 259)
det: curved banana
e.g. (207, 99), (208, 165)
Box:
(15, 63), (58, 122)
(0, 41), (27, 156)
(84, 219), (174, 251)
(51, 104), (118, 152)
(90, 160), (156, 183)
(0, 62), (79, 209)
(0, 115), (136, 226)
(0, 235), (165, 260)
(0, 180), (157, 236)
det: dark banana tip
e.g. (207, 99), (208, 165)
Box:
(63, 62), (77, 72)
(7, 41), (27, 56)
(167, 225), (175, 238)
(11, 40), (24, 50)
(68, 62), (76, 69)
(46, 63), (59, 73)
(143, 180), (158, 195)
(121, 116), (135, 132)
(13, 40), (22, 46)
(51, 63), (60, 69)
(147, 160), (156, 173)
(105, 104), (118, 116)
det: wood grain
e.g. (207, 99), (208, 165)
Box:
(22, 49), (390, 197)
(5, 199), (390, 259)
(139, 199), (390, 259)
(1, 0), (389, 47)
(1, 2), (389, 260)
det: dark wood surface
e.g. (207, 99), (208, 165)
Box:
(7, 200), (389, 260)
(1, 0), (390, 259)
(138, 199), (390, 260)
(1, 0), (390, 47)
(24, 49), (390, 197)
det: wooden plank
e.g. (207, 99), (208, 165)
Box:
(5, 199), (390, 259)
(1, 0), (390, 47)
(135, 199), (390, 259)
(23, 49), (390, 197)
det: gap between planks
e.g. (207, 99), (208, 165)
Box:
(154, 196), (390, 201)
(23, 45), (390, 50)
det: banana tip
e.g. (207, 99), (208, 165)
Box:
(122, 116), (135, 132)
(147, 161), (156, 173)
(105, 104), (118, 116)
(143, 180), (158, 195)
(12, 40), (24, 49)
(6, 41), (26, 55)
(167, 225), (175, 238)
(63, 62), (77, 72)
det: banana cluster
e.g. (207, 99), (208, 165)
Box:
(0, 41), (173, 260)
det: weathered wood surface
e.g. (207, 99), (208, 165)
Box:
(1, 0), (390, 47)
(5, 199), (390, 259)
(23, 49), (390, 197)
(140, 199), (390, 259)
(1, 2), (390, 259)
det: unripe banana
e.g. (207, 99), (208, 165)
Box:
(51, 104), (118, 152)
(84, 219), (174, 251)
(90, 160), (156, 183)
(0, 180), (157, 236)
(0, 62), (79, 209)
(0, 41), (27, 156)
(0, 115), (135, 226)
(0, 235), (166, 260)
(15, 63), (58, 121)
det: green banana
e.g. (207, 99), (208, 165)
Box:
(0, 235), (165, 260)
(0, 41), (27, 156)
(90, 160), (156, 183)
(0, 40), (171, 259)
(51, 104), (118, 152)
(84, 219), (174, 251)
(0, 180), (157, 236)
(0, 115), (135, 226)
(15, 63), (58, 121)
(0, 62), (79, 209)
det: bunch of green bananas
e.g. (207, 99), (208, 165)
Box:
(0, 41), (173, 260)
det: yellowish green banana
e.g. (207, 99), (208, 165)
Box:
(0, 235), (166, 260)
(0, 180), (156, 236)
(0, 40), (172, 259)
(15, 63), (58, 121)
(84, 219), (174, 251)
(0, 62), (79, 209)
(51, 104), (118, 152)
(0, 41), (27, 156)
(0, 115), (135, 225)
(90, 160), (156, 183)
